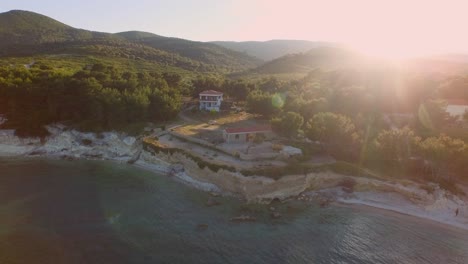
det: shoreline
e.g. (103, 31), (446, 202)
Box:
(1, 126), (467, 232)
(2, 153), (468, 232)
(336, 202), (468, 233)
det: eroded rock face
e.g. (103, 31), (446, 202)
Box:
(144, 149), (316, 203)
(0, 129), (40, 156)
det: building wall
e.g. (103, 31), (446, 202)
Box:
(447, 105), (468, 118)
(199, 95), (223, 112)
(224, 133), (249, 143)
(223, 131), (274, 144)
(199, 101), (221, 111)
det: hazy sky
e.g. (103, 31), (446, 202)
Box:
(2, 0), (468, 57)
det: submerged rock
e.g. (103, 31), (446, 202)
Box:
(271, 212), (282, 219)
(230, 215), (257, 222)
(210, 192), (221, 197)
(196, 224), (209, 230)
(206, 197), (221, 207)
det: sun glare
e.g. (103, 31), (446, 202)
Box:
(348, 40), (433, 61)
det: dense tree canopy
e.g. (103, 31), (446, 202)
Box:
(373, 127), (421, 161)
(305, 112), (359, 154)
(271, 111), (304, 138)
(0, 63), (182, 136)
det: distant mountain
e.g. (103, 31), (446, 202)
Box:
(117, 31), (262, 71)
(429, 54), (468, 63)
(0, 10), (260, 72)
(403, 58), (468, 76)
(211, 40), (333, 61)
(252, 47), (373, 74)
(249, 46), (468, 76)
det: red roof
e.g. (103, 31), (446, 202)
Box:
(199, 90), (223, 95)
(446, 99), (468, 106)
(225, 125), (272, 134)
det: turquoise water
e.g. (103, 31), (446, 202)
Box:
(1, 158), (467, 264)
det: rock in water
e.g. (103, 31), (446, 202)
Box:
(230, 215), (257, 222)
(342, 186), (353, 193)
(271, 212), (282, 219)
(210, 192), (221, 197)
(206, 197), (221, 207)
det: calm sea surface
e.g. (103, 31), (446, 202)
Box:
(1, 158), (467, 264)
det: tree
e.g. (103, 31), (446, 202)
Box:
(224, 79), (252, 100)
(305, 112), (359, 154)
(190, 76), (223, 97)
(374, 127), (420, 161)
(246, 91), (280, 117)
(271, 111), (304, 138)
(417, 99), (451, 130)
(417, 134), (468, 178)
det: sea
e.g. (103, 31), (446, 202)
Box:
(1, 158), (467, 264)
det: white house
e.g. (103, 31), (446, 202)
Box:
(446, 99), (468, 119)
(199, 90), (223, 112)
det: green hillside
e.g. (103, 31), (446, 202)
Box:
(0, 10), (258, 73)
(117, 31), (262, 72)
(252, 47), (374, 74)
(0, 10), (113, 47)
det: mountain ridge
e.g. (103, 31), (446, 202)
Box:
(211, 39), (335, 61)
(0, 10), (260, 72)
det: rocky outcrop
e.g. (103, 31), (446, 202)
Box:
(0, 125), (139, 160)
(142, 144), (336, 202)
(140, 142), (468, 231)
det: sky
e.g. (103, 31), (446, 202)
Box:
(2, 0), (468, 57)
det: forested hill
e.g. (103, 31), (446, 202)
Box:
(117, 31), (262, 72)
(0, 10), (260, 73)
(211, 40), (333, 61)
(252, 47), (371, 74)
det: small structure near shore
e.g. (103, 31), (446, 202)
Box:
(223, 125), (274, 144)
(446, 99), (468, 120)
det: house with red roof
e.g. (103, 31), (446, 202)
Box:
(199, 90), (223, 112)
(223, 125), (274, 143)
(446, 99), (468, 119)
